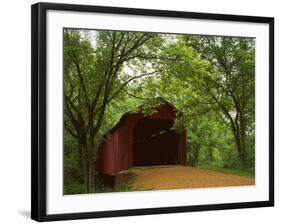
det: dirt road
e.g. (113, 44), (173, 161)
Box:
(130, 166), (255, 190)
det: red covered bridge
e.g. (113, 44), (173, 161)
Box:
(99, 99), (187, 177)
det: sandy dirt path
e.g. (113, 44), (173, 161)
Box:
(130, 166), (255, 190)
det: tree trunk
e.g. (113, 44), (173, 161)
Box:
(86, 145), (96, 193)
(239, 111), (248, 168)
(87, 121), (98, 193)
(189, 143), (200, 167)
(233, 130), (248, 169)
(79, 136), (90, 193)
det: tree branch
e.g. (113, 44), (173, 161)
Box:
(64, 120), (79, 138)
(107, 71), (158, 104)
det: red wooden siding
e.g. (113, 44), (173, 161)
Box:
(99, 102), (187, 176)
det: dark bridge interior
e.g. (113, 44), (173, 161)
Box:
(133, 118), (179, 166)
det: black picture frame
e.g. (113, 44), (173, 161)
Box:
(31, 2), (274, 222)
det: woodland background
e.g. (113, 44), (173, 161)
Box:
(63, 29), (255, 194)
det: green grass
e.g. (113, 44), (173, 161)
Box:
(198, 165), (255, 177)
(114, 170), (137, 192)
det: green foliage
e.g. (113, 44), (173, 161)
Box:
(94, 171), (137, 193)
(63, 29), (255, 194)
(64, 131), (84, 194)
(64, 182), (85, 195)
(198, 165), (255, 177)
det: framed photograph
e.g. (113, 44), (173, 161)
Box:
(31, 2), (274, 222)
